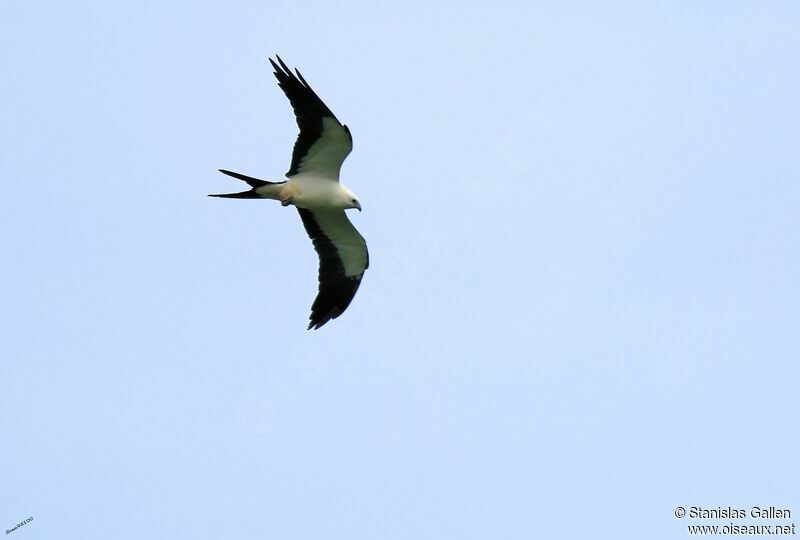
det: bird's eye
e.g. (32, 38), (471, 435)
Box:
(352, 199), (357, 203)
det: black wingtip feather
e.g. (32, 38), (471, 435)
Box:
(295, 68), (309, 87)
(276, 55), (292, 75)
(307, 277), (363, 330)
(269, 57), (280, 74)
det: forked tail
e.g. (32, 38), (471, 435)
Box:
(208, 169), (285, 199)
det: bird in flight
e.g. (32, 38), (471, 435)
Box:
(210, 56), (368, 330)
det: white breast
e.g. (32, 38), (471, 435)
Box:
(288, 174), (347, 210)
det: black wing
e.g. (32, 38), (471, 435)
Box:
(297, 208), (369, 329)
(270, 56), (353, 180)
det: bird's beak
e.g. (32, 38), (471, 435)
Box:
(355, 201), (362, 212)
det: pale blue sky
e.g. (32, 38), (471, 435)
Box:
(2, 2), (798, 538)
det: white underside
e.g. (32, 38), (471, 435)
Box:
(254, 172), (356, 211)
(289, 174), (347, 209)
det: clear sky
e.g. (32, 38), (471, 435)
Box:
(1, 1), (798, 538)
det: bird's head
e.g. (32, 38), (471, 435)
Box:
(339, 186), (362, 212)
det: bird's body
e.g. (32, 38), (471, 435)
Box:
(250, 172), (359, 211)
(210, 56), (368, 329)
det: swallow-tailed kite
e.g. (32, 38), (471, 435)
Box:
(210, 56), (368, 330)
